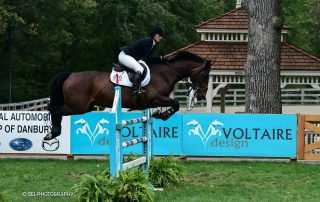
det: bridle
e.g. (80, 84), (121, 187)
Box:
(164, 58), (209, 111)
(186, 61), (210, 111)
(188, 61), (209, 94)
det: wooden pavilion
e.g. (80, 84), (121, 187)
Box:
(169, 2), (320, 113)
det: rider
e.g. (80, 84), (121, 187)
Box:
(118, 26), (164, 96)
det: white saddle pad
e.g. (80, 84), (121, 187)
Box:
(110, 65), (151, 87)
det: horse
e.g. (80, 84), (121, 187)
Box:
(44, 51), (212, 140)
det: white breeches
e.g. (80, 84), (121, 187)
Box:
(118, 51), (145, 73)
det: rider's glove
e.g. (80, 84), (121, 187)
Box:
(160, 56), (165, 61)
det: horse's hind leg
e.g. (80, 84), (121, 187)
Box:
(44, 106), (64, 140)
(44, 96), (91, 140)
(44, 104), (89, 140)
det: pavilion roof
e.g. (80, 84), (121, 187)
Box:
(167, 41), (320, 71)
(195, 7), (289, 30)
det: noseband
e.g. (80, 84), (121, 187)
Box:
(188, 61), (208, 96)
(186, 61), (209, 110)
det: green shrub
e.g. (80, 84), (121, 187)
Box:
(124, 153), (139, 163)
(72, 170), (114, 202)
(73, 169), (154, 202)
(113, 169), (155, 202)
(149, 155), (186, 188)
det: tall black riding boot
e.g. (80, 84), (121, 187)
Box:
(132, 71), (143, 96)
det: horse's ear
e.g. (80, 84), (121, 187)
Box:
(205, 60), (212, 69)
(209, 59), (216, 67)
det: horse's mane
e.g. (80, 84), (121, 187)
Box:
(167, 51), (205, 63)
(146, 51), (205, 67)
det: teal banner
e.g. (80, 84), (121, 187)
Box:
(71, 112), (183, 155)
(183, 114), (297, 157)
(71, 112), (114, 154)
(70, 112), (297, 158)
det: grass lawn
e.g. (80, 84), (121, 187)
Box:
(1, 158), (320, 202)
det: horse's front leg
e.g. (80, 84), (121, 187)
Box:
(152, 96), (179, 121)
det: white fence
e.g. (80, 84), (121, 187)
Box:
(0, 98), (49, 111)
(0, 88), (319, 111)
(173, 87), (320, 106)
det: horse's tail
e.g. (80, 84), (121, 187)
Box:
(49, 72), (71, 110)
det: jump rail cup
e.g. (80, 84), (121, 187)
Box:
(110, 86), (152, 177)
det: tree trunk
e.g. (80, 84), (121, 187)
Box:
(243, 0), (282, 113)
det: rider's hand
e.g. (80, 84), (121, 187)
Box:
(160, 56), (166, 61)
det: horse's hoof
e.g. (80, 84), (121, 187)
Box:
(151, 110), (162, 119)
(43, 132), (60, 140)
(43, 133), (53, 140)
(160, 112), (170, 121)
(161, 116), (169, 121)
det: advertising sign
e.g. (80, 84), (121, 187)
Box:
(0, 111), (298, 158)
(71, 112), (114, 154)
(183, 114), (297, 157)
(0, 111), (70, 154)
(153, 113), (183, 155)
(70, 112), (183, 155)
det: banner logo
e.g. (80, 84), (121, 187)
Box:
(9, 138), (33, 151)
(74, 118), (109, 146)
(187, 119), (223, 147)
(42, 138), (60, 151)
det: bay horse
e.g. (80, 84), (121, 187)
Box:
(44, 51), (212, 140)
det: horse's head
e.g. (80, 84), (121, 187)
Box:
(189, 59), (212, 100)
(166, 51), (212, 101)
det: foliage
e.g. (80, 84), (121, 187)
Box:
(149, 155), (185, 187)
(72, 170), (114, 202)
(124, 153), (140, 163)
(73, 168), (154, 202)
(113, 169), (155, 202)
(73, 155), (185, 201)
(282, 0), (320, 56)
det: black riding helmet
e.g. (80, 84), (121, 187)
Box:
(149, 26), (165, 37)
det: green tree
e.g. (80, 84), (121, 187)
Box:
(0, 0), (225, 103)
(282, 0), (320, 56)
(0, 0), (27, 103)
(221, 0), (236, 12)
(1, 0), (99, 102)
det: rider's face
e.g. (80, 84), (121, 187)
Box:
(154, 34), (163, 43)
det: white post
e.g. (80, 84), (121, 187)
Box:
(206, 75), (213, 113)
(236, 0), (242, 8)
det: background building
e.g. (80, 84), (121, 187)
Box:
(170, 4), (320, 113)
